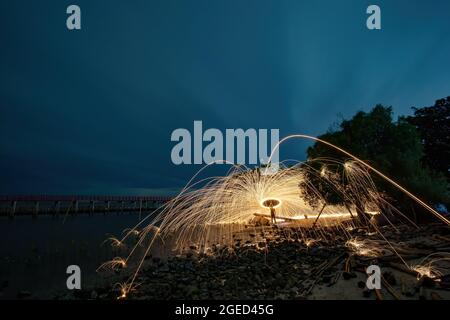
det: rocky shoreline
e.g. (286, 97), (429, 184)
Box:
(62, 223), (450, 300)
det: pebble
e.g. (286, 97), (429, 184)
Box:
(17, 290), (32, 299)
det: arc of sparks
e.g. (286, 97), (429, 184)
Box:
(268, 134), (450, 226)
(110, 134), (450, 299)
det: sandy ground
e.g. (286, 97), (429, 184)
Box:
(311, 267), (450, 300)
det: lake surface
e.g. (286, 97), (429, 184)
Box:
(0, 211), (352, 299)
(0, 212), (145, 299)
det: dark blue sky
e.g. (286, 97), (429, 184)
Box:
(1, 0), (450, 195)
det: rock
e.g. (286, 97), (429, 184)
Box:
(438, 274), (450, 289)
(185, 285), (199, 296)
(430, 292), (442, 300)
(90, 290), (98, 299)
(152, 257), (161, 263)
(382, 271), (396, 286)
(342, 272), (356, 280)
(362, 289), (372, 298)
(249, 216), (270, 226)
(276, 294), (288, 300)
(419, 287), (427, 300)
(404, 287), (416, 297)
(290, 286), (299, 293)
(17, 290), (32, 299)
(357, 281), (366, 289)
(420, 276), (436, 288)
(1, 280), (8, 289)
(322, 275), (333, 284)
(73, 289), (92, 299)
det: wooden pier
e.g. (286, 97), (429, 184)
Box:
(0, 195), (173, 218)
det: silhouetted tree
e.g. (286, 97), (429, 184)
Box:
(407, 97), (450, 183)
(301, 105), (449, 220)
(299, 160), (372, 224)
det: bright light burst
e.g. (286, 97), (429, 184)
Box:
(97, 257), (127, 272)
(411, 253), (450, 280)
(345, 238), (392, 258)
(100, 134), (450, 298)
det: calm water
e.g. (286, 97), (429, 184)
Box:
(0, 212), (144, 299)
(0, 212), (349, 299)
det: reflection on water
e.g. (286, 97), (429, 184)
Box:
(0, 212), (144, 299)
(0, 211), (351, 299)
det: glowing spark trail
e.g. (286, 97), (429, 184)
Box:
(100, 134), (450, 298)
(268, 134), (450, 226)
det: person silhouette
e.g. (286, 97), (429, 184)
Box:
(270, 206), (276, 224)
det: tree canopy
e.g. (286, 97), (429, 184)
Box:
(407, 97), (450, 183)
(300, 104), (449, 220)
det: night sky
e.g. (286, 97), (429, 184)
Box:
(1, 0), (450, 195)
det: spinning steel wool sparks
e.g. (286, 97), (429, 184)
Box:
(261, 199), (281, 209)
(411, 253), (450, 280)
(100, 135), (450, 298)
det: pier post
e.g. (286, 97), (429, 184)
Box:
(75, 201), (79, 214)
(107, 201), (111, 214)
(9, 201), (17, 219)
(139, 199), (143, 220)
(33, 201), (39, 218)
(54, 201), (61, 217)
(120, 201), (124, 215)
(90, 201), (95, 215)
